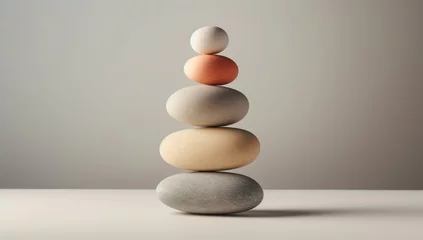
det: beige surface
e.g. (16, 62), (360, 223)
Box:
(160, 127), (260, 171)
(1, 190), (423, 240)
(166, 85), (249, 127)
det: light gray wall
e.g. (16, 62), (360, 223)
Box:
(1, 0), (422, 189)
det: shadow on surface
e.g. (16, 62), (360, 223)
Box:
(174, 207), (423, 218)
(174, 209), (341, 218)
(233, 209), (339, 218)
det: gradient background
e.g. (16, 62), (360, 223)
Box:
(1, 0), (422, 189)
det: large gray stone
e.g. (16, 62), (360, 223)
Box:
(166, 85), (249, 127)
(156, 172), (263, 214)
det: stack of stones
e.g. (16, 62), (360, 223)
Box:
(156, 26), (263, 215)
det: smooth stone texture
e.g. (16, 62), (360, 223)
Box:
(190, 26), (229, 55)
(156, 172), (264, 214)
(159, 127), (260, 171)
(166, 85), (249, 127)
(184, 55), (238, 85)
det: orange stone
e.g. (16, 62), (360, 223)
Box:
(184, 55), (238, 85)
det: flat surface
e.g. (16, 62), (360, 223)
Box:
(1, 190), (423, 240)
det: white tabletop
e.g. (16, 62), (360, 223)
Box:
(1, 190), (422, 240)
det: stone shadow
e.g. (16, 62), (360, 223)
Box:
(174, 207), (423, 218)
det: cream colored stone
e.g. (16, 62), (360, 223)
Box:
(159, 127), (260, 171)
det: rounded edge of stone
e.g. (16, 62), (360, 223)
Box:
(165, 85), (249, 127)
(190, 26), (229, 55)
(156, 172), (264, 215)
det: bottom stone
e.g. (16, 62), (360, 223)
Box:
(156, 172), (263, 215)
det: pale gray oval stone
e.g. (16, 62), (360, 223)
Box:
(156, 172), (263, 214)
(166, 85), (249, 127)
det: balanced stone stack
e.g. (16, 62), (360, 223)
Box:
(157, 26), (263, 215)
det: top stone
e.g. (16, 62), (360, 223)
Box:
(190, 26), (229, 55)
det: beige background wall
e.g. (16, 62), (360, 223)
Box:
(1, 0), (422, 189)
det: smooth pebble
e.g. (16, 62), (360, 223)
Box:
(166, 85), (249, 127)
(156, 172), (263, 214)
(184, 55), (238, 85)
(190, 26), (229, 54)
(160, 127), (260, 171)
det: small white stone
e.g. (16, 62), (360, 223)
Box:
(190, 26), (229, 54)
